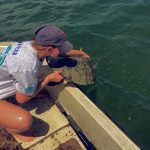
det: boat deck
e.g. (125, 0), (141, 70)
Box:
(15, 96), (85, 150)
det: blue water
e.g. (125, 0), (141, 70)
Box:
(0, 0), (150, 149)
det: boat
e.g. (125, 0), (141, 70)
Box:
(0, 42), (140, 150)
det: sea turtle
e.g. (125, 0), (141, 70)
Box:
(46, 56), (96, 85)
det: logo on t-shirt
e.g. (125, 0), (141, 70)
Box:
(0, 45), (12, 66)
(12, 43), (23, 55)
(25, 84), (36, 94)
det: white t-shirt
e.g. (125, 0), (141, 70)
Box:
(0, 41), (42, 99)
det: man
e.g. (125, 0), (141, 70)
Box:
(0, 24), (89, 141)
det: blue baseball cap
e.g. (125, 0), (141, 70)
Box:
(34, 24), (73, 54)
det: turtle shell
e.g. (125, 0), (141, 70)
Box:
(46, 56), (96, 85)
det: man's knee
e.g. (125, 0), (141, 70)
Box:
(16, 111), (33, 131)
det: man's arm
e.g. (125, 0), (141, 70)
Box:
(16, 71), (63, 104)
(65, 49), (90, 59)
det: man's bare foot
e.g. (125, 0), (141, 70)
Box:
(11, 132), (35, 142)
(6, 129), (35, 142)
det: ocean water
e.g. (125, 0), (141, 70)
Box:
(0, 0), (150, 149)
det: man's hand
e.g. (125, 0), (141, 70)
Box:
(80, 50), (90, 59)
(66, 49), (90, 60)
(44, 69), (64, 83)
